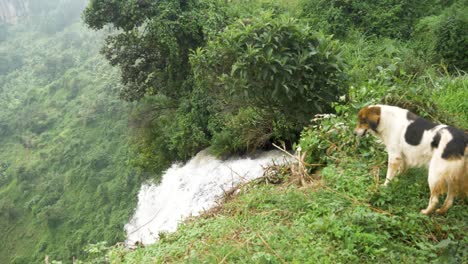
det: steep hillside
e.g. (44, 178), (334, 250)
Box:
(0, 12), (143, 264)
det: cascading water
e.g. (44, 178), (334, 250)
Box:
(125, 149), (294, 245)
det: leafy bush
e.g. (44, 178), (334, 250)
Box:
(190, 12), (347, 154)
(209, 106), (302, 156)
(413, 15), (442, 61)
(433, 2), (468, 71)
(298, 109), (385, 170)
(299, 0), (440, 39)
(127, 92), (212, 174)
(192, 12), (346, 119)
(414, 1), (468, 72)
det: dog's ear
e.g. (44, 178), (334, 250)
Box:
(369, 119), (379, 131)
(367, 106), (381, 132)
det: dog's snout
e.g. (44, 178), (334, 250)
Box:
(354, 128), (367, 137)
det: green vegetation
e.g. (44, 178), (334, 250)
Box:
(92, 35), (468, 261)
(0, 1), (143, 263)
(82, 0), (466, 262)
(102, 161), (468, 263)
(299, 0), (445, 39)
(82, 0), (348, 170)
(191, 12), (346, 154)
(0, 0), (466, 262)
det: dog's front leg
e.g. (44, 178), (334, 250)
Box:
(383, 155), (404, 186)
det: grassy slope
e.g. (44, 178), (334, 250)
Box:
(114, 105), (467, 261)
(0, 23), (142, 263)
(108, 156), (467, 263)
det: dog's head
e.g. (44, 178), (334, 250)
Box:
(354, 105), (381, 136)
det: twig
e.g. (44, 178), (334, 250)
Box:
(224, 164), (249, 182)
(272, 143), (322, 167)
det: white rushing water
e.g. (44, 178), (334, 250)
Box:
(125, 149), (293, 245)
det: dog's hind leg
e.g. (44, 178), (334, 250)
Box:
(421, 184), (442, 215)
(436, 182), (454, 215)
(421, 159), (446, 215)
(437, 163), (466, 214)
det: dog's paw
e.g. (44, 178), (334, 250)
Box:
(420, 209), (431, 215)
(435, 209), (447, 215)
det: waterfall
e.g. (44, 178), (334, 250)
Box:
(125, 149), (293, 245)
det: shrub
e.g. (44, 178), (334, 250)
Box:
(299, 0), (439, 39)
(414, 1), (468, 72)
(191, 12), (347, 154)
(209, 107), (303, 156)
(433, 2), (468, 71)
(209, 108), (265, 155)
(192, 12), (346, 118)
(166, 105), (211, 160)
(413, 15), (441, 60)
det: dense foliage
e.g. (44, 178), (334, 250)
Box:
(300, 0), (446, 39)
(81, 0), (467, 171)
(83, 0), (210, 102)
(189, 12), (346, 154)
(0, 0), (466, 262)
(0, 1), (143, 262)
(83, 0), (347, 166)
(192, 12), (346, 125)
(432, 2), (468, 71)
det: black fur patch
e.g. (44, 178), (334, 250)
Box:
(406, 111), (419, 121)
(369, 119), (379, 132)
(441, 127), (466, 159)
(405, 111), (437, 146)
(431, 133), (441, 149)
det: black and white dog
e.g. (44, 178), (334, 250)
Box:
(355, 105), (467, 215)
